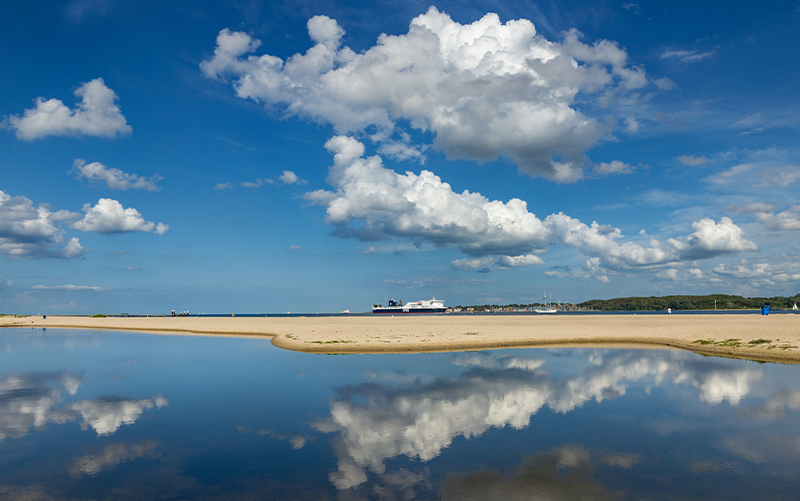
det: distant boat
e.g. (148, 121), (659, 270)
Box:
(341, 309), (350, 314)
(534, 291), (559, 313)
(794, 303), (798, 311)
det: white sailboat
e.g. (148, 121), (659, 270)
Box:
(793, 303), (798, 311)
(534, 291), (559, 314)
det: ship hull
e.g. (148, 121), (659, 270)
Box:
(372, 307), (447, 314)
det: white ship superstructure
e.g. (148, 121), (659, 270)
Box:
(372, 297), (446, 314)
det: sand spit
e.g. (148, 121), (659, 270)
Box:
(1, 314), (799, 363)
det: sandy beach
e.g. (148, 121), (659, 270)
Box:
(2, 313), (799, 363)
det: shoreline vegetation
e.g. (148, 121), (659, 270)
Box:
(1, 314), (799, 364)
(454, 292), (800, 312)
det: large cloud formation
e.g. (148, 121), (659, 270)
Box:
(5, 78), (131, 140)
(305, 136), (550, 260)
(305, 137), (758, 273)
(0, 190), (167, 260)
(201, 7), (647, 182)
(0, 190), (86, 259)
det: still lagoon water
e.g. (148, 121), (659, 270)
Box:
(1, 328), (799, 500)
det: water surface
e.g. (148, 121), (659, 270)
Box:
(1, 328), (799, 499)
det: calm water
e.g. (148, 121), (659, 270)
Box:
(1, 328), (799, 500)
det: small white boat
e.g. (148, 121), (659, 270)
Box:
(793, 303), (798, 311)
(341, 309), (350, 314)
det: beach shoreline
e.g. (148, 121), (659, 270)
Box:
(1, 314), (798, 363)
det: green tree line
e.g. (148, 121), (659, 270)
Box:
(578, 293), (800, 312)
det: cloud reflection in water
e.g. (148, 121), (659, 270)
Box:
(313, 350), (764, 490)
(71, 440), (161, 476)
(442, 445), (625, 500)
(71, 395), (168, 436)
(0, 372), (168, 441)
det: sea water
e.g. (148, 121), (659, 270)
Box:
(1, 328), (798, 499)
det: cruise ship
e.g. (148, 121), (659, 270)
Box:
(372, 297), (446, 314)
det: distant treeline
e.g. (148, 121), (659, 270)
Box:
(578, 293), (800, 312)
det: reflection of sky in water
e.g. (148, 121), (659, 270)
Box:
(0, 328), (799, 500)
(313, 350), (767, 489)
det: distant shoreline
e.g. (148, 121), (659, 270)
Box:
(1, 314), (799, 364)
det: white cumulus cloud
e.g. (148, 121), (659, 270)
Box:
(71, 198), (168, 235)
(668, 217), (758, 259)
(655, 268), (679, 280)
(305, 137), (758, 273)
(710, 260), (800, 285)
(497, 254), (545, 267)
(71, 159), (162, 191)
(755, 207), (800, 231)
(306, 136), (550, 263)
(451, 257), (496, 272)
(278, 170), (300, 185)
(729, 203), (800, 231)
(5, 78), (131, 140)
(201, 7), (650, 182)
(593, 160), (635, 175)
(0, 190), (86, 259)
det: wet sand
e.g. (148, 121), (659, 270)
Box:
(1, 313), (799, 362)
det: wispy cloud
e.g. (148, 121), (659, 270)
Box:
(71, 159), (162, 191)
(621, 3), (641, 15)
(218, 170), (305, 190)
(65, 0), (108, 23)
(31, 284), (109, 291)
(706, 163), (800, 188)
(660, 49), (717, 63)
(677, 155), (710, 166)
(734, 112), (763, 128)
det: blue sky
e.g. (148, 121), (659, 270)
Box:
(1, 0), (799, 314)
